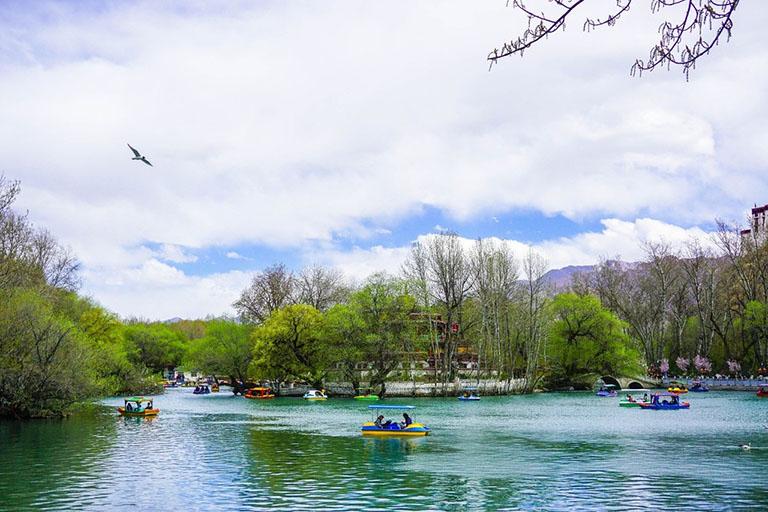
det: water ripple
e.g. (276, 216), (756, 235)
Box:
(1, 391), (767, 510)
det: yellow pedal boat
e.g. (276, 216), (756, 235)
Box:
(118, 397), (158, 417)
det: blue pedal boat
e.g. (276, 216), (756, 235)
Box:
(362, 405), (430, 437)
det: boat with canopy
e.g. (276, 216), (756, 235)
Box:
(303, 389), (328, 401)
(354, 387), (379, 401)
(361, 405), (429, 437)
(458, 387), (480, 401)
(244, 386), (275, 399)
(638, 392), (690, 410)
(596, 384), (617, 397)
(117, 397), (158, 417)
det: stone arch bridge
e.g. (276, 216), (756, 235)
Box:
(598, 375), (661, 389)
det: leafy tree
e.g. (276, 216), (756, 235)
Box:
(324, 274), (416, 396)
(185, 320), (254, 394)
(0, 289), (94, 418)
(123, 323), (187, 374)
(251, 304), (329, 389)
(168, 319), (207, 340)
(322, 303), (366, 393)
(546, 293), (638, 387)
(489, 0), (740, 77)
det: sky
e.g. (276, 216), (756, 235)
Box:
(1, 1), (765, 320)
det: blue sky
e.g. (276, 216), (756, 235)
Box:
(0, 1), (764, 319)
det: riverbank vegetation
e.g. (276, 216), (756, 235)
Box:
(3, 173), (768, 418)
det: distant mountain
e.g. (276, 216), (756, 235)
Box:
(164, 317), (184, 324)
(542, 265), (595, 289)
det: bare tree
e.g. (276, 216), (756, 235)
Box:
(404, 233), (474, 391)
(0, 175), (20, 215)
(488, 0), (740, 78)
(233, 263), (296, 324)
(681, 239), (727, 358)
(471, 238), (519, 385)
(297, 265), (348, 312)
(29, 228), (81, 291)
(519, 249), (550, 393)
(0, 179), (80, 293)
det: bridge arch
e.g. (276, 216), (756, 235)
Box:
(599, 376), (621, 388)
(625, 381), (645, 389)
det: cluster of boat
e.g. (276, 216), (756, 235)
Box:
(597, 380), (717, 410)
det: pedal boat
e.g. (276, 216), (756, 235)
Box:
(596, 384), (617, 397)
(303, 389), (328, 401)
(244, 386), (275, 399)
(757, 386), (768, 398)
(193, 384), (211, 395)
(354, 387), (379, 401)
(118, 397), (158, 417)
(458, 386), (480, 401)
(667, 381), (688, 394)
(618, 389), (650, 407)
(689, 381), (709, 392)
(362, 405), (429, 437)
(638, 392), (690, 410)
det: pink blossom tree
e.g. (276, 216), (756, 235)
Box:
(693, 355), (712, 374)
(676, 357), (689, 375)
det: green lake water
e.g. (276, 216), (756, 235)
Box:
(1, 390), (767, 511)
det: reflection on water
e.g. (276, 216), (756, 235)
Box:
(1, 390), (767, 510)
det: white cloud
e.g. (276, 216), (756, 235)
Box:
(226, 251), (245, 260)
(309, 218), (718, 283)
(83, 262), (248, 320)
(1, 1), (764, 317)
(156, 244), (197, 263)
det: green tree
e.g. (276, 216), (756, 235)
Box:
(251, 304), (329, 389)
(185, 320), (254, 395)
(546, 293), (638, 387)
(324, 274), (416, 396)
(123, 323), (187, 374)
(322, 303), (366, 393)
(0, 289), (94, 418)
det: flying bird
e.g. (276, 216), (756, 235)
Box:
(127, 143), (153, 166)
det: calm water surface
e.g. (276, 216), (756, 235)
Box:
(1, 390), (767, 511)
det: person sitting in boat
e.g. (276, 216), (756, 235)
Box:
(643, 393), (648, 402)
(375, 415), (385, 428)
(126, 403), (133, 411)
(626, 394), (635, 403)
(401, 413), (412, 427)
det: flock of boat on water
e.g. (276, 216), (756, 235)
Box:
(597, 380), (768, 410)
(116, 381), (768, 436)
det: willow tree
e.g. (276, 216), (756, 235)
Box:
(488, 0), (741, 77)
(547, 293), (636, 387)
(250, 304), (330, 390)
